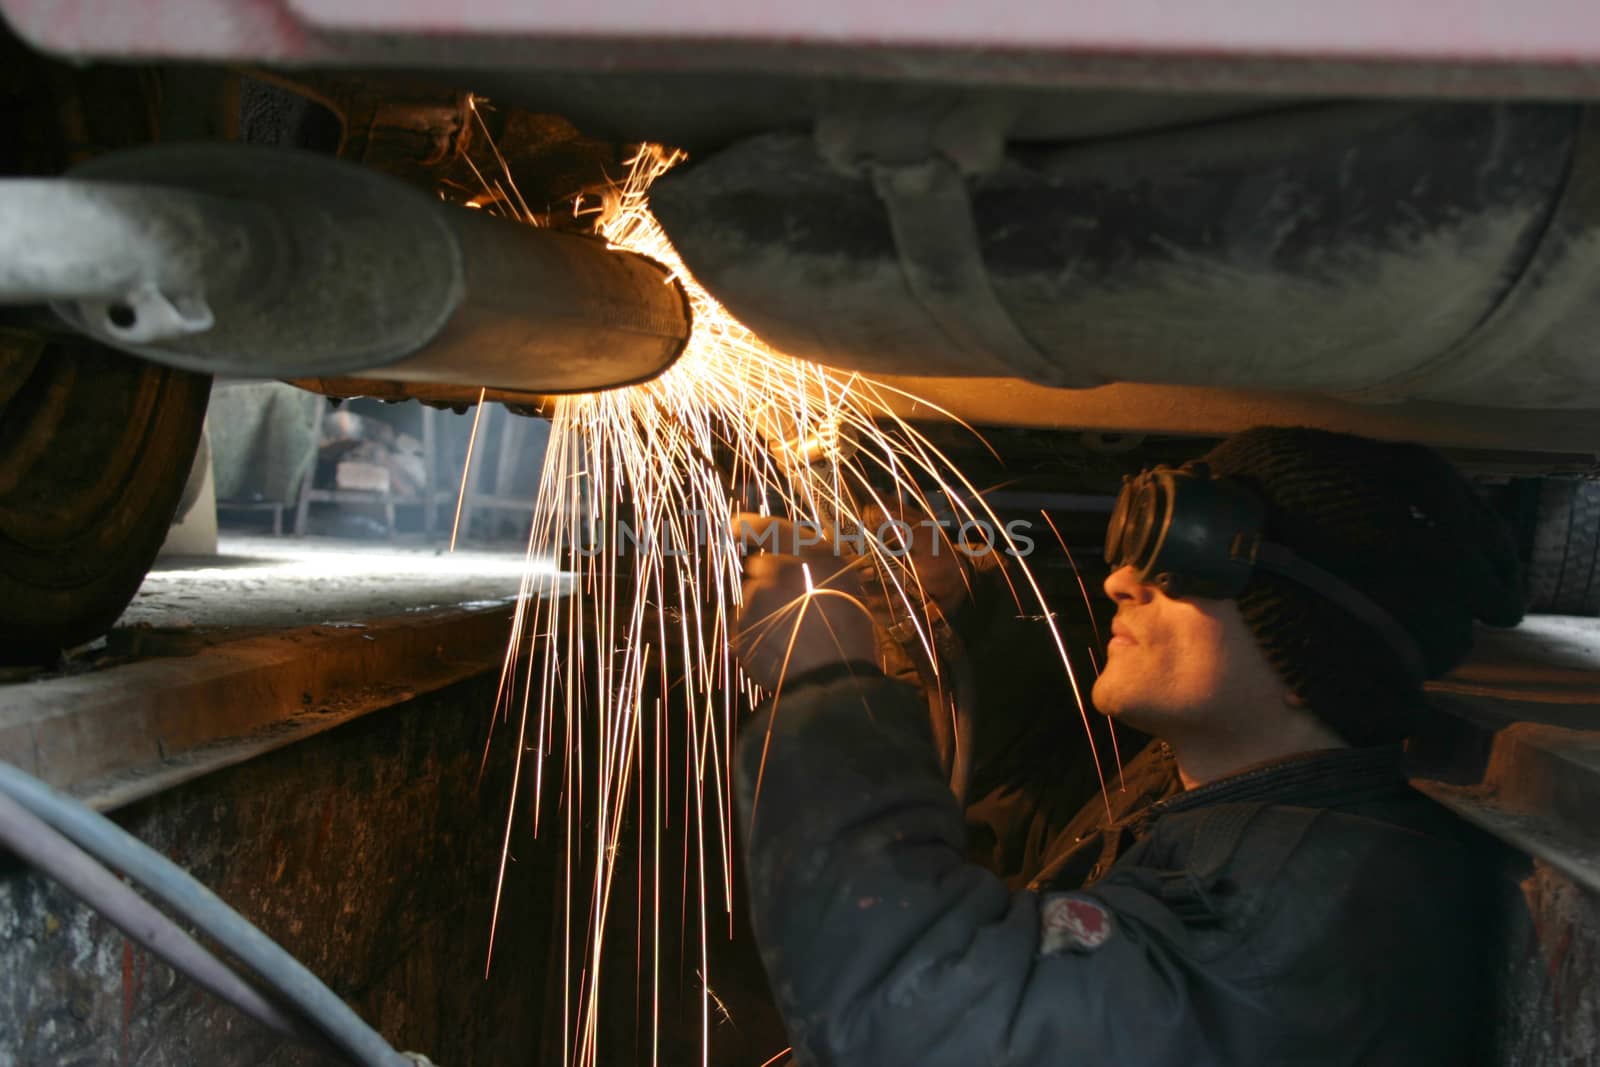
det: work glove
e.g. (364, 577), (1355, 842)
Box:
(730, 514), (878, 692)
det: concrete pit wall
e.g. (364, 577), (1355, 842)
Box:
(0, 673), (551, 1067)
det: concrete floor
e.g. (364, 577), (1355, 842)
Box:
(0, 534), (569, 809)
(127, 534), (563, 634)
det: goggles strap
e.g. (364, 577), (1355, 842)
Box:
(1253, 543), (1428, 686)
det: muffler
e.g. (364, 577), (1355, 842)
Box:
(0, 144), (691, 394)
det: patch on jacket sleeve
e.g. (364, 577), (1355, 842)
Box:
(1038, 893), (1115, 956)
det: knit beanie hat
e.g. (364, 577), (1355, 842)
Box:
(1200, 427), (1526, 746)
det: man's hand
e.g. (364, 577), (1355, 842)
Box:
(731, 514), (878, 691)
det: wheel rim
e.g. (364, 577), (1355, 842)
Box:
(0, 339), (174, 570)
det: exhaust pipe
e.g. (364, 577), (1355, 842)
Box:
(0, 144), (691, 394)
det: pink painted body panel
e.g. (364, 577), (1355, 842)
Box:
(284, 0), (1600, 61)
(4, 0), (314, 61)
(5, 0), (1600, 96)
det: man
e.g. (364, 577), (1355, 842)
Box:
(731, 426), (1525, 1067)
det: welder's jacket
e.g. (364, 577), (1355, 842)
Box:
(735, 670), (1487, 1067)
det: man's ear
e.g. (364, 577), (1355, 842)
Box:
(1283, 688), (1307, 708)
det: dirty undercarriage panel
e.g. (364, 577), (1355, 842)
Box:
(650, 100), (1600, 410)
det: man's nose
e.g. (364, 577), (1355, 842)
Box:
(1103, 565), (1154, 604)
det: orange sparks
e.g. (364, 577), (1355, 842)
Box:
(463, 132), (1097, 1067)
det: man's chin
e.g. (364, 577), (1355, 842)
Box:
(1091, 676), (1157, 732)
(1089, 676), (1122, 719)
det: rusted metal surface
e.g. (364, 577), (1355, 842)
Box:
(1488, 861), (1600, 1065)
(9, 0), (1600, 99)
(0, 670), (551, 1066)
(1418, 718), (1600, 893)
(1416, 618), (1600, 887)
(1410, 616), (1600, 1061)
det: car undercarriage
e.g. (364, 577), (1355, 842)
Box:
(1, 4), (1599, 1064)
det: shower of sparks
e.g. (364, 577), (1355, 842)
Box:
(1038, 509), (1125, 782)
(450, 386), (489, 552)
(464, 111), (1102, 1067)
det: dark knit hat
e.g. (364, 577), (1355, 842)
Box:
(1200, 427), (1525, 746)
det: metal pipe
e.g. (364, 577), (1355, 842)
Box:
(0, 144), (691, 394)
(408, 207), (692, 393)
(0, 182), (253, 341)
(0, 789), (346, 1059)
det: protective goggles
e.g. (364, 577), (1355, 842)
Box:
(1105, 463), (1426, 683)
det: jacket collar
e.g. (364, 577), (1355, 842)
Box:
(1140, 742), (1410, 823)
(1029, 743), (1413, 893)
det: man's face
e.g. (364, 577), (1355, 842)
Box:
(1091, 565), (1291, 736)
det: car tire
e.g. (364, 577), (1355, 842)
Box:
(0, 330), (211, 662)
(1526, 477), (1600, 616)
